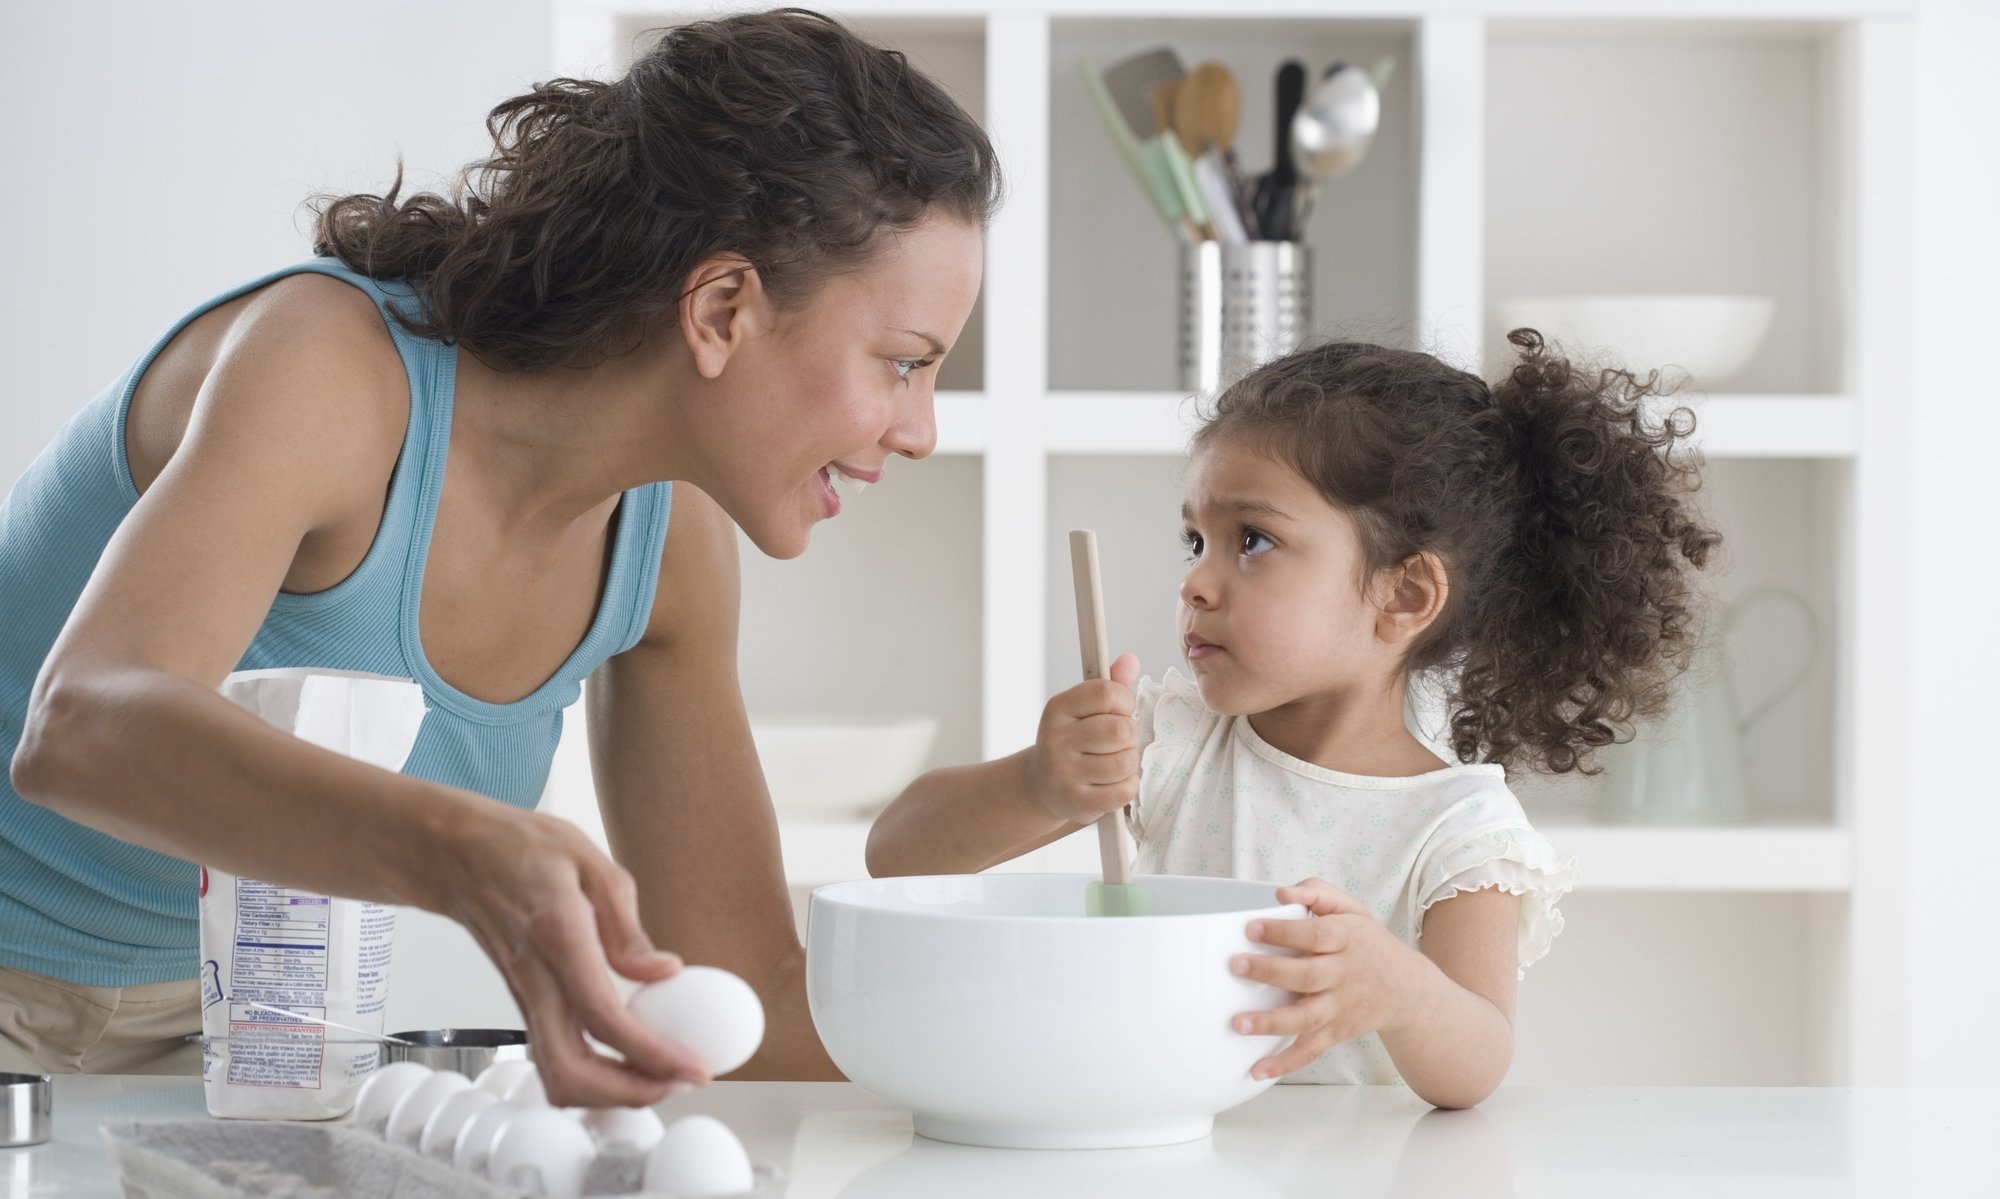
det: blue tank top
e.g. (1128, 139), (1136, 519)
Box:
(0, 258), (673, 986)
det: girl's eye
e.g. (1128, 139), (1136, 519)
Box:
(1181, 529), (1204, 559)
(891, 357), (933, 382)
(1241, 528), (1274, 555)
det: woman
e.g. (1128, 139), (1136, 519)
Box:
(0, 8), (996, 1106)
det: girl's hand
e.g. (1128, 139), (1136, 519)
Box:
(1229, 877), (1430, 1081)
(428, 804), (714, 1107)
(1025, 652), (1142, 825)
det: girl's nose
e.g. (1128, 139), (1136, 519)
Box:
(1180, 560), (1217, 611)
(885, 385), (937, 461)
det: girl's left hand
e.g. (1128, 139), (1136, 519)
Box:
(1229, 877), (1429, 1081)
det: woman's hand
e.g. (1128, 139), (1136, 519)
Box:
(426, 804), (712, 1107)
(1229, 877), (1431, 1081)
(1026, 652), (1142, 825)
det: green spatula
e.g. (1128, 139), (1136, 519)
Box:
(1070, 530), (1150, 918)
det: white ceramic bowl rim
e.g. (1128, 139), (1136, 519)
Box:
(813, 873), (1301, 926)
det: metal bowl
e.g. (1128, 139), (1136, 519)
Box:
(378, 1029), (530, 1076)
(1, 1072), (52, 1148)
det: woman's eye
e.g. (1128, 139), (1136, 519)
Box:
(1241, 528), (1274, 555)
(891, 358), (932, 382)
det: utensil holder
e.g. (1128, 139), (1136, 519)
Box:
(1178, 241), (1312, 395)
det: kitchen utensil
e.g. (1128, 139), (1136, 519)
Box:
(1172, 62), (1241, 160)
(1, 1073), (51, 1149)
(1069, 530), (1147, 917)
(805, 873), (1306, 1148)
(1193, 152), (1249, 245)
(1594, 588), (1820, 824)
(378, 1028), (530, 1075)
(1174, 63), (1255, 240)
(1101, 47), (1187, 148)
(1493, 294), (1776, 388)
(1179, 241), (1313, 393)
(1250, 60), (1307, 240)
(1154, 134), (1216, 241)
(1287, 57), (1388, 232)
(750, 713), (939, 818)
(1079, 57), (1196, 240)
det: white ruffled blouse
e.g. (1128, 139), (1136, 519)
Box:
(1129, 670), (1578, 1085)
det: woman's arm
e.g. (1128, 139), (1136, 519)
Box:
(10, 279), (699, 1106)
(586, 486), (838, 1079)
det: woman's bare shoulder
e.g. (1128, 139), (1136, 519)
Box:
(127, 270), (411, 498)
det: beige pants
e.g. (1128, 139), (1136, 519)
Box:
(0, 962), (201, 1075)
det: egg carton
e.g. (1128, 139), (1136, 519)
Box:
(101, 1118), (656, 1199)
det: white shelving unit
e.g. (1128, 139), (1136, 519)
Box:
(552, 0), (1914, 1086)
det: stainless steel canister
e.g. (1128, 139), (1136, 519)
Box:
(1, 1073), (52, 1148)
(1178, 240), (1313, 395)
(378, 1029), (530, 1076)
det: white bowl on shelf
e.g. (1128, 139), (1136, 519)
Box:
(806, 873), (1305, 1150)
(749, 713), (939, 819)
(1493, 293), (1775, 388)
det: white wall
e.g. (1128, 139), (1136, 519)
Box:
(0, 0), (551, 490)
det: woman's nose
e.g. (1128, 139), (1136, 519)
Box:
(885, 385), (937, 461)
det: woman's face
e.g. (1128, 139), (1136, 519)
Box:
(694, 215), (984, 558)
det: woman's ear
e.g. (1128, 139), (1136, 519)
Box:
(678, 254), (764, 379)
(1374, 551), (1449, 647)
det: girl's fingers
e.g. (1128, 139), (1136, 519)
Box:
(1232, 950), (1336, 993)
(1078, 747), (1139, 785)
(1232, 991), (1335, 1037)
(1251, 1027), (1341, 1082)
(1245, 915), (1348, 954)
(1275, 878), (1367, 917)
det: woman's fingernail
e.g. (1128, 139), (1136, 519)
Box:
(1235, 1016), (1254, 1034)
(1247, 922), (1265, 940)
(666, 1081), (696, 1098)
(1232, 956), (1251, 976)
(1251, 1066), (1269, 1080)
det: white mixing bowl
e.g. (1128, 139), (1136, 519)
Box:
(1494, 293), (1774, 387)
(807, 873), (1307, 1149)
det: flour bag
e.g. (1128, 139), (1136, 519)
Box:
(200, 668), (428, 1120)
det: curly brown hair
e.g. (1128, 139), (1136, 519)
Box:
(312, 8), (1000, 370)
(1195, 330), (1721, 775)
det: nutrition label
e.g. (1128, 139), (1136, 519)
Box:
(225, 880), (332, 1089)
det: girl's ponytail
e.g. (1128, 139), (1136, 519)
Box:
(1196, 331), (1721, 775)
(1454, 329), (1721, 774)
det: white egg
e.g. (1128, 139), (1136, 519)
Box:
(384, 1070), (470, 1147)
(643, 1114), (754, 1198)
(352, 1061), (433, 1132)
(487, 1106), (597, 1199)
(419, 1086), (498, 1160)
(503, 1069), (551, 1107)
(473, 1058), (538, 1097)
(452, 1099), (525, 1175)
(581, 1105), (666, 1152)
(627, 966), (765, 1077)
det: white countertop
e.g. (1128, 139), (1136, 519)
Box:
(9, 1076), (2000, 1197)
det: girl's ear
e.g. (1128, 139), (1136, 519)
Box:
(1374, 551), (1449, 647)
(678, 254), (767, 379)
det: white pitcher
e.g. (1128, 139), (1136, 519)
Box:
(1592, 588), (1820, 824)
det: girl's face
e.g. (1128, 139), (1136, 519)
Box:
(1177, 436), (1396, 716)
(693, 215), (984, 559)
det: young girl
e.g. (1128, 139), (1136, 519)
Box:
(867, 331), (1720, 1109)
